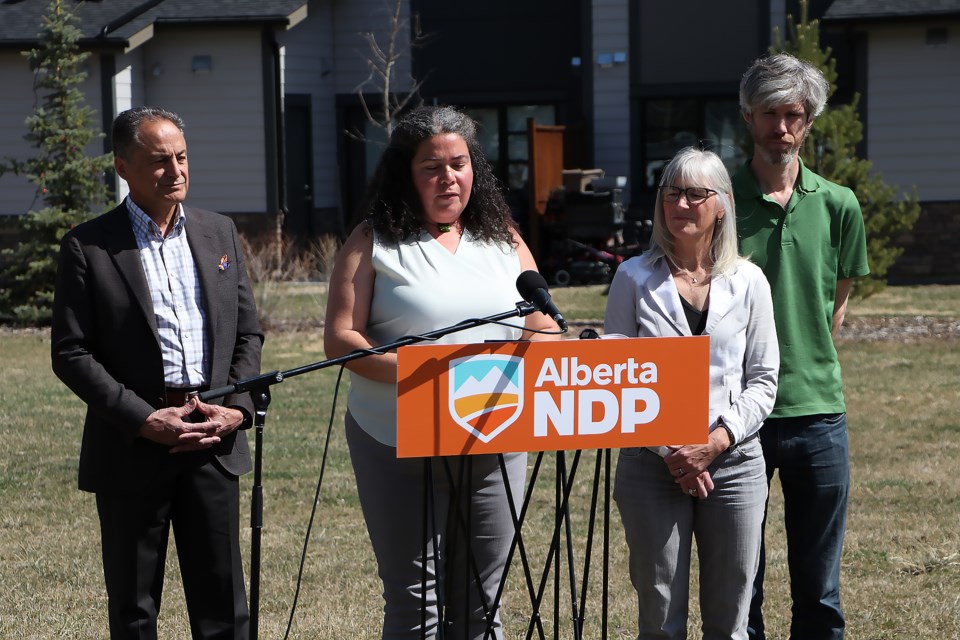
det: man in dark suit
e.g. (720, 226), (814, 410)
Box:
(51, 106), (263, 640)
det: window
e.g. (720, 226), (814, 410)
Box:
(464, 104), (556, 191)
(340, 103), (556, 230)
(641, 98), (746, 190)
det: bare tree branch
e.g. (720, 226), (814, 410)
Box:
(349, 0), (429, 142)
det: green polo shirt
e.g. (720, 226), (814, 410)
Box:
(733, 159), (870, 418)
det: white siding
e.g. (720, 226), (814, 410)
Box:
(865, 24), (960, 202)
(113, 49), (145, 202)
(279, 0), (415, 212)
(140, 28), (267, 213)
(0, 54), (41, 216)
(114, 49), (145, 115)
(280, 0), (338, 209)
(0, 51), (107, 216)
(592, 0), (631, 204)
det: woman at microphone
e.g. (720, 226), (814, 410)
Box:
(604, 147), (779, 640)
(324, 105), (559, 640)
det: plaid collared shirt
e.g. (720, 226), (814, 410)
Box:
(126, 198), (209, 387)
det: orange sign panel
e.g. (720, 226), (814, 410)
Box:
(396, 336), (709, 458)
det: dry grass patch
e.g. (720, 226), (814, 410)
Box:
(2, 284), (958, 638)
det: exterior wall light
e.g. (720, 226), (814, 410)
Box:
(191, 55), (213, 74)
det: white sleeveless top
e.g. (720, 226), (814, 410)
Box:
(348, 229), (524, 446)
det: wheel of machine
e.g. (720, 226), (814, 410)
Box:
(553, 269), (571, 287)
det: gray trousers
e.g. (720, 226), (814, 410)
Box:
(614, 439), (767, 640)
(346, 411), (526, 640)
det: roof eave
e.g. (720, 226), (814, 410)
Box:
(155, 15), (300, 28)
(286, 4), (308, 30)
(823, 11), (960, 24)
(0, 1), (307, 51)
(123, 24), (154, 52)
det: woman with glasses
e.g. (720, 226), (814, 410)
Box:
(604, 146), (779, 639)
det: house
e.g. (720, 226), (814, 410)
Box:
(0, 0), (309, 238)
(821, 0), (960, 282)
(1, 0), (956, 282)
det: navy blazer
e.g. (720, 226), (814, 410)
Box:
(51, 203), (263, 493)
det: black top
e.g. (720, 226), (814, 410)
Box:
(680, 295), (708, 336)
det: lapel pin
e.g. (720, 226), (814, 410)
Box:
(218, 254), (231, 271)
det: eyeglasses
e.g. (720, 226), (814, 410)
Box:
(658, 186), (718, 205)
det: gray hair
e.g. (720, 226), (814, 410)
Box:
(112, 106), (185, 159)
(739, 52), (829, 121)
(648, 147), (741, 277)
(388, 105), (477, 152)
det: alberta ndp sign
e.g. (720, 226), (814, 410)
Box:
(396, 336), (709, 458)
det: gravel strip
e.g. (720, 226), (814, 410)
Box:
(837, 315), (960, 342)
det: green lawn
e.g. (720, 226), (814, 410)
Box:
(1, 284), (957, 638)
(255, 281), (960, 331)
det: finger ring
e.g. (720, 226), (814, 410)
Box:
(689, 488), (698, 496)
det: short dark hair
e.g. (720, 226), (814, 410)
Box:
(112, 106), (185, 159)
(359, 105), (515, 246)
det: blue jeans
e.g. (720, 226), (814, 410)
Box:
(748, 414), (849, 640)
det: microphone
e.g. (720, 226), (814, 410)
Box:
(516, 270), (568, 331)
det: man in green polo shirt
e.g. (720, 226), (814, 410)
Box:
(733, 53), (870, 640)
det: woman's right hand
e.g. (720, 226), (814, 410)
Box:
(676, 468), (714, 499)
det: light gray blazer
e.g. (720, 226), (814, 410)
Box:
(604, 253), (779, 445)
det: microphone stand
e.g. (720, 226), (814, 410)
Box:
(199, 301), (540, 640)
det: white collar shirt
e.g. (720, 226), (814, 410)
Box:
(126, 198), (209, 387)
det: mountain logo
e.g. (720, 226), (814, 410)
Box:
(448, 354), (524, 443)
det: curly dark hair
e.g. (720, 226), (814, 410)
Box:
(356, 105), (516, 246)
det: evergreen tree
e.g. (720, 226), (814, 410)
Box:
(773, 0), (921, 297)
(0, 0), (113, 324)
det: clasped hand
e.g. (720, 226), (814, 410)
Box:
(662, 429), (731, 498)
(138, 398), (244, 452)
(664, 443), (721, 499)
